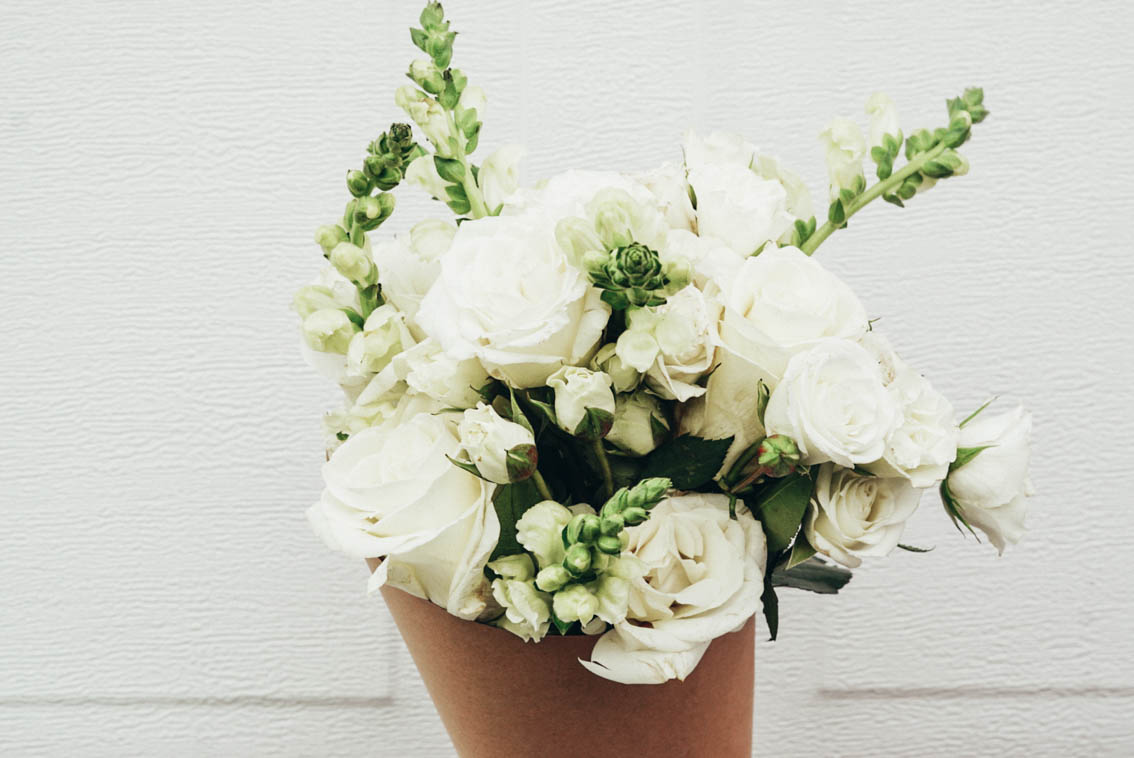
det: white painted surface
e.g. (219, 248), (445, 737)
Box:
(2, 0), (1132, 755)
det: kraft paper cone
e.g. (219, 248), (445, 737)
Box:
(380, 586), (755, 758)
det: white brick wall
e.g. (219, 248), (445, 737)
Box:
(2, 0), (1132, 754)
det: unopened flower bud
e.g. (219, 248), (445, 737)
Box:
(408, 59), (445, 95)
(595, 535), (623, 555)
(563, 543), (593, 576)
(622, 506), (649, 526)
(456, 403), (537, 484)
(548, 366), (616, 439)
(535, 565), (570, 593)
(599, 514), (624, 537)
(315, 224), (349, 254)
(346, 169), (371, 198)
(757, 434), (802, 478)
(302, 308), (358, 354)
(292, 284), (339, 320)
(353, 193), (396, 230)
(607, 390), (669, 457)
(329, 242), (375, 285)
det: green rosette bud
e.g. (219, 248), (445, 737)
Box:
(756, 434), (802, 478)
(563, 543), (593, 577)
(587, 243), (680, 310)
(595, 534), (623, 555)
(315, 224), (349, 255)
(535, 565), (571, 593)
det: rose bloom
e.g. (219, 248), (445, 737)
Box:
(307, 411), (499, 619)
(416, 212), (610, 388)
(582, 493), (766, 685)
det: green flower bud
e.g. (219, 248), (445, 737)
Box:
(595, 534), (623, 555)
(757, 434), (802, 478)
(314, 224), (349, 255)
(599, 514), (625, 537)
(329, 242), (375, 285)
(419, 1), (445, 28)
(563, 543), (593, 576)
(587, 244), (675, 310)
(346, 169), (372, 198)
(409, 59), (445, 95)
(535, 565), (571, 593)
(353, 193), (396, 231)
(302, 308), (358, 354)
(364, 154), (403, 192)
(621, 506), (649, 525)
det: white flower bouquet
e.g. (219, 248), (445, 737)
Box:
(298, 3), (1033, 688)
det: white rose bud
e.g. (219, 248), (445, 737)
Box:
(865, 92), (902, 150)
(820, 117), (867, 200)
(346, 304), (411, 376)
(945, 405), (1034, 554)
(607, 391), (669, 457)
(548, 366), (616, 438)
(457, 402), (538, 484)
(477, 144), (526, 210)
(302, 308), (359, 355)
(805, 464), (922, 568)
(591, 343), (641, 393)
(329, 242), (375, 285)
(552, 583), (599, 626)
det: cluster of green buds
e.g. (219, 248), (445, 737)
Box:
(398, 2), (488, 217)
(882, 88), (987, 207)
(534, 477), (671, 593)
(583, 243), (690, 310)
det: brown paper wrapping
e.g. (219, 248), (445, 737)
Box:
(380, 586), (755, 757)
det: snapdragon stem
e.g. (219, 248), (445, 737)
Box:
(532, 470), (553, 501)
(593, 438), (614, 501)
(444, 111), (489, 218)
(800, 141), (948, 255)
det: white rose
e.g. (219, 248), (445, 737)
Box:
(582, 493), (766, 685)
(638, 161), (695, 232)
(820, 116), (867, 199)
(865, 92), (901, 150)
(764, 339), (901, 468)
(346, 304), (414, 377)
(504, 169), (657, 222)
(607, 390), (669, 457)
(372, 219), (456, 331)
(393, 337), (488, 409)
(945, 405), (1033, 554)
(805, 464), (922, 568)
(457, 402), (537, 484)
(416, 212), (610, 388)
(547, 366), (616, 435)
(662, 228), (745, 289)
(680, 248), (868, 470)
(687, 162), (793, 256)
(307, 412), (499, 619)
(478, 144), (526, 210)
(860, 333), (959, 488)
(682, 129), (757, 172)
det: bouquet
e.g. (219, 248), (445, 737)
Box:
(298, 3), (1034, 685)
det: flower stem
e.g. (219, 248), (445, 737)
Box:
(532, 470), (553, 501)
(445, 111), (489, 218)
(800, 141), (948, 256)
(592, 438), (614, 501)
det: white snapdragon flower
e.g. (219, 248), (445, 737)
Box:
(416, 212), (610, 388)
(865, 92), (901, 150)
(805, 464), (922, 568)
(945, 405), (1034, 554)
(346, 304), (413, 377)
(478, 145), (526, 209)
(515, 500), (575, 569)
(488, 554), (551, 642)
(582, 493), (766, 685)
(820, 117), (867, 199)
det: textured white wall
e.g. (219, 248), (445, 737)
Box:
(2, 0), (1132, 755)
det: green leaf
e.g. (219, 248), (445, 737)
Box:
(897, 543), (935, 553)
(785, 533), (817, 569)
(939, 479), (978, 538)
(446, 454), (489, 481)
(770, 556), (852, 594)
(549, 605), (572, 636)
(950, 445), (994, 472)
(960, 396), (997, 428)
(750, 472), (813, 556)
(444, 183), (470, 214)
(508, 388), (533, 434)
(761, 575), (779, 641)
(640, 435), (733, 490)
(489, 479), (542, 560)
(433, 155), (465, 184)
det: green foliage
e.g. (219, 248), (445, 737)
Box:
(748, 471), (813, 556)
(640, 435), (733, 490)
(770, 556), (853, 594)
(489, 478), (543, 561)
